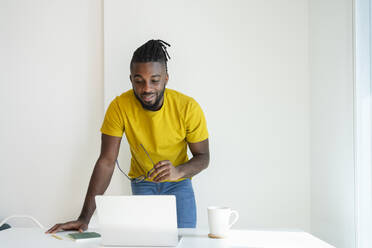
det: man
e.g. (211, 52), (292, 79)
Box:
(46, 39), (209, 233)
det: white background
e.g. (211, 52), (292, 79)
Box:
(309, 0), (356, 247)
(354, 0), (372, 247)
(0, 0), (104, 230)
(0, 1), (358, 248)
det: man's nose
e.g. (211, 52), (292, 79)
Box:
(143, 80), (152, 92)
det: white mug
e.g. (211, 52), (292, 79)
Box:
(207, 206), (239, 238)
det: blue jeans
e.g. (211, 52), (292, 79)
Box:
(131, 179), (196, 228)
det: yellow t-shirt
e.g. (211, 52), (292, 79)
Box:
(100, 88), (209, 182)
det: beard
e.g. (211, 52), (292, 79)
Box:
(134, 86), (166, 111)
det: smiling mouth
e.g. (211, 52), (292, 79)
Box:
(142, 94), (155, 102)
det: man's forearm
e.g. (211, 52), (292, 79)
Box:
(177, 153), (210, 179)
(78, 158), (115, 223)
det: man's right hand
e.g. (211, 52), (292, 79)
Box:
(45, 219), (88, 234)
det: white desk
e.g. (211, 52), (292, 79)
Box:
(0, 228), (335, 248)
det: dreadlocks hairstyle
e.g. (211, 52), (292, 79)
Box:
(130, 39), (171, 73)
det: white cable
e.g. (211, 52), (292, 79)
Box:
(0, 215), (44, 229)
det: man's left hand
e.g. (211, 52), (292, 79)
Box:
(149, 160), (183, 182)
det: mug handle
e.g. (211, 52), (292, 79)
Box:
(228, 210), (239, 229)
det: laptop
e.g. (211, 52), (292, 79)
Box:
(95, 195), (179, 247)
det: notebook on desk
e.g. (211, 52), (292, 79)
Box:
(95, 195), (180, 247)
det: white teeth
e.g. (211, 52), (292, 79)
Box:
(143, 95), (154, 100)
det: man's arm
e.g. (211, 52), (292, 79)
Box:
(149, 139), (210, 182)
(46, 134), (121, 233)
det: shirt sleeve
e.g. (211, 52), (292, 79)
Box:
(100, 97), (125, 137)
(185, 99), (209, 143)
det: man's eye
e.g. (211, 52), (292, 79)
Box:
(152, 80), (160, 83)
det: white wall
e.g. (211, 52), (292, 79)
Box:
(104, 0), (310, 230)
(309, 0), (356, 247)
(0, 0), (103, 227)
(355, 0), (372, 247)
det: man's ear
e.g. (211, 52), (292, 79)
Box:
(129, 75), (133, 83)
(165, 73), (169, 86)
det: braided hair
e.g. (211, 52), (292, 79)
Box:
(130, 39), (171, 73)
